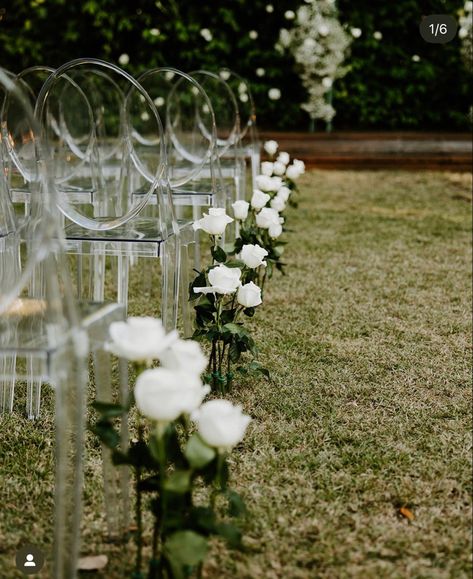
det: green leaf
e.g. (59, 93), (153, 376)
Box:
(164, 470), (192, 494)
(243, 307), (255, 317)
(92, 400), (126, 418)
(91, 420), (120, 449)
(164, 531), (208, 577)
(222, 322), (246, 337)
(185, 434), (216, 469)
(215, 522), (242, 548)
(225, 259), (245, 268)
(226, 490), (247, 517)
(229, 342), (241, 363)
(211, 245), (227, 263)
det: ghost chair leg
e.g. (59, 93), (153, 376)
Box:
(52, 342), (87, 579)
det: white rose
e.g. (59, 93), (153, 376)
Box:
(107, 317), (178, 362)
(194, 264), (241, 295)
(251, 188), (271, 209)
(269, 222), (283, 238)
(293, 159), (305, 174)
(135, 368), (210, 423)
(263, 140), (278, 156)
(232, 200), (249, 220)
(255, 207), (280, 229)
(277, 186), (291, 202)
(272, 161), (286, 176)
(159, 339), (207, 375)
(270, 176), (283, 191)
(277, 151), (290, 165)
(240, 244), (268, 268)
(261, 161), (274, 176)
(286, 164), (302, 181)
(270, 196), (286, 213)
(255, 174), (274, 192)
(193, 208), (233, 235)
(192, 400), (251, 451)
(237, 281), (262, 308)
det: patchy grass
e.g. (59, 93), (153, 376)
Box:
(0, 171), (471, 578)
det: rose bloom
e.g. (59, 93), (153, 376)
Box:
(107, 317), (178, 362)
(269, 222), (283, 238)
(193, 208), (233, 235)
(240, 244), (268, 268)
(135, 368), (210, 423)
(251, 188), (271, 209)
(286, 164), (303, 181)
(293, 159), (306, 173)
(255, 174), (275, 192)
(270, 176), (283, 191)
(270, 196), (286, 213)
(260, 161), (274, 176)
(232, 200), (249, 220)
(272, 161), (286, 176)
(277, 151), (290, 165)
(263, 140), (278, 156)
(237, 282), (262, 308)
(159, 339), (208, 375)
(194, 264), (242, 295)
(255, 207), (280, 229)
(192, 400), (251, 451)
(277, 186), (291, 202)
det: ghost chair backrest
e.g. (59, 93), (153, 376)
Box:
(35, 58), (167, 232)
(188, 70), (241, 159)
(136, 67), (218, 189)
(218, 69), (257, 143)
(0, 67), (78, 331)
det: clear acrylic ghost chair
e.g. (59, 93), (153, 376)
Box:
(0, 68), (89, 578)
(1, 67), (131, 542)
(188, 70), (244, 248)
(135, 67), (225, 332)
(219, 68), (261, 192)
(34, 58), (180, 328)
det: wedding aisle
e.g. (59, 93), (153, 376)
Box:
(1, 170), (471, 578)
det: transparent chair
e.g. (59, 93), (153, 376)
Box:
(188, 70), (244, 248)
(1, 67), (131, 542)
(135, 67), (226, 331)
(33, 58), (180, 327)
(219, 68), (261, 191)
(0, 67), (88, 578)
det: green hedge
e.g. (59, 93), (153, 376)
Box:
(0, 0), (470, 130)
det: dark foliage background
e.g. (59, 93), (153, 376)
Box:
(0, 0), (471, 130)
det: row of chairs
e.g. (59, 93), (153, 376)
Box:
(0, 60), (261, 577)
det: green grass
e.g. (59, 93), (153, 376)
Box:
(1, 170), (472, 578)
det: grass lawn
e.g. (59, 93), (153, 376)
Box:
(1, 170), (471, 578)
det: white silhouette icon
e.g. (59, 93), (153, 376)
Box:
(24, 554), (36, 567)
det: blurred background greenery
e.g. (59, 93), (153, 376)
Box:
(1, 0), (471, 130)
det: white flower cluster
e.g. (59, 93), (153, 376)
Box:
(106, 317), (251, 450)
(278, 0), (352, 122)
(459, 1), (473, 69)
(231, 140), (305, 240)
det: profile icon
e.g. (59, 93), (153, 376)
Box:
(15, 544), (45, 575)
(24, 553), (36, 567)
